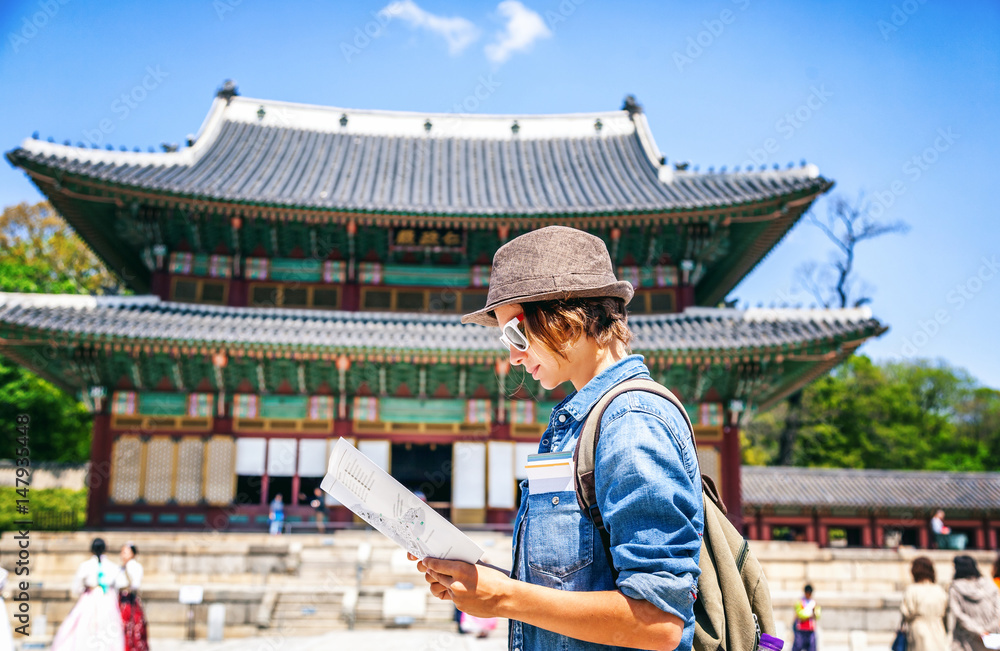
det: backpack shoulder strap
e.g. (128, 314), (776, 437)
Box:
(573, 378), (697, 528)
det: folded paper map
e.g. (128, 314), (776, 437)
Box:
(321, 438), (484, 564)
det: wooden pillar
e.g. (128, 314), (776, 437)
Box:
(975, 523), (986, 550)
(862, 516), (875, 548)
(721, 423), (743, 530)
(676, 284), (696, 312)
(342, 283), (360, 311)
(86, 413), (113, 528)
(151, 270), (170, 301)
(229, 278), (247, 306)
(918, 525), (930, 550)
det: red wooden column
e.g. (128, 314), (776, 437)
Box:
(721, 423), (743, 531)
(86, 412), (114, 528)
(151, 270), (170, 301)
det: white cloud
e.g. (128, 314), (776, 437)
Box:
(379, 0), (480, 55)
(484, 0), (552, 64)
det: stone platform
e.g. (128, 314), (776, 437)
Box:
(2, 530), (995, 645)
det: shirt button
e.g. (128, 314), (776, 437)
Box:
(551, 496), (560, 506)
(558, 414), (567, 423)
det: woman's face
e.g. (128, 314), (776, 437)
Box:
(120, 545), (134, 562)
(494, 303), (572, 390)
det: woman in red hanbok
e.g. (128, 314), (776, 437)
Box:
(118, 543), (149, 651)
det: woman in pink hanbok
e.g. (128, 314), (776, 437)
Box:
(51, 538), (125, 651)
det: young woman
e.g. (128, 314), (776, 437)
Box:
(901, 557), (948, 651)
(51, 538), (125, 651)
(411, 226), (704, 650)
(118, 543), (148, 651)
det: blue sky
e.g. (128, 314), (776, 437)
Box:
(1, 0), (998, 388)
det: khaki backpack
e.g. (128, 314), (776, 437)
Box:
(573, 379), (776, 651)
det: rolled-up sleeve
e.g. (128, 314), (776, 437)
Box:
(593, 394), (704, 623)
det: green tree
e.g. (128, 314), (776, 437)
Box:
(0, 201), (119, 462)
(743, 355), (1000, 471)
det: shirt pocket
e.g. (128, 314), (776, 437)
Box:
(525, 489), (594, 578)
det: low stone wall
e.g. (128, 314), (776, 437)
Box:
(0, 461), (89, 490)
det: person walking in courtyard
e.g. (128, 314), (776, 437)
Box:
(948, 555), (1000, 651)
(411, 226), (704, 650)
(118, 543), (148, 651)
(901, 557), (949, 651)
(308, 487), (328, 533)
(51, 537), (125, 651)
(269, 493), (285, 535)
(792, 584), (820, 651)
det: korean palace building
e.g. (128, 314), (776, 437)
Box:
(1, 85), (885, 532)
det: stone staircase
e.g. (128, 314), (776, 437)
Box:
(2, 530), (994, 642)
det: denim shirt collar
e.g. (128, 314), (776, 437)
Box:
(559, 354), (649, 423)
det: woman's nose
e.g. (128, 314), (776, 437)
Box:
(508, 346), (528, 367)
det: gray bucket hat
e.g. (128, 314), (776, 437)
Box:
(461, 225), (634, 327)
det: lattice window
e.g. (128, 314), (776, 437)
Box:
(240, 218), (273, 257)
(143, 437), (175, 505)
(110, 436), (143, 504)
(696, 446), (721, 494)
(175, 438), (204, 505)
(204, 436), (236, 505)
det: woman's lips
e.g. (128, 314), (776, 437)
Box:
(530, 365), (540, 378)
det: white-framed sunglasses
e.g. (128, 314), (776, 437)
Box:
(499, 314), (529, 352)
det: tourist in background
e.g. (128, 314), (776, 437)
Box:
(948, 555), (1000, 651)
(118, 543), (148, 651)
(792, 584), (821, 651)
(269, 493), (285, 535)
(51, 537), (126, 651)
(901, 556), (949, 651)
(992, 555), (1000, 592)
(308, 487), (328, 533)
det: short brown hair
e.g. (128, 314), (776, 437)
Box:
(522, 297), (632, 360)
(911, 557), (935, 583)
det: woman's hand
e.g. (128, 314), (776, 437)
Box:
(407, 553), (512, 619)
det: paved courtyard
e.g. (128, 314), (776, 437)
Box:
(146, 628), (895, 651)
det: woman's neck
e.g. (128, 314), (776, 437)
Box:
(570, 343), (628, 391)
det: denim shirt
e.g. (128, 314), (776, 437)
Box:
(509, 355), (704, 651)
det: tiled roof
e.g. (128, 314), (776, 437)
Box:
(742, 466), (1000, 513)
(8, 96), (828, 216)
(0, 293), (882, 353)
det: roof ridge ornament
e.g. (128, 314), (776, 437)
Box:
(622, 94), (642, 119)
(216, 79), (239, 105)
